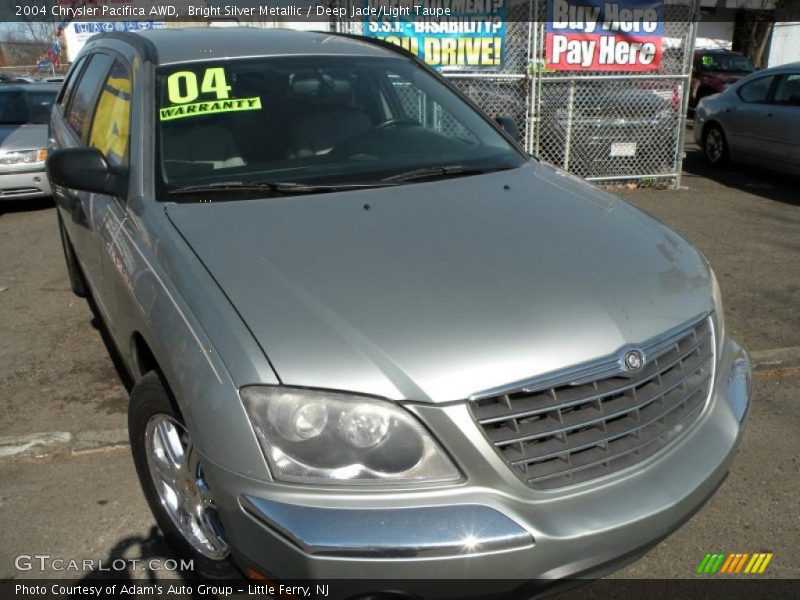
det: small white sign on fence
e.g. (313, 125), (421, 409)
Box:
(610, 142), (637, 157)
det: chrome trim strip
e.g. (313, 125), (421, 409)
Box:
(239, 496), (534, 558)
(469, 313), (710, 401)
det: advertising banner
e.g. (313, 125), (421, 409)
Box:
(362, 0), (507, 70)
(546, 0), (664, 71)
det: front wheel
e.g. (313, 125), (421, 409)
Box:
(703, 124), (729, 167)
(128, 372), (237, 577)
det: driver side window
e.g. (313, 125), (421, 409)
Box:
(772, 73), (800, 105)
(88, 60), (132, 168)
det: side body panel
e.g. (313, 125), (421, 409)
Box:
(51, 38), (278, 481)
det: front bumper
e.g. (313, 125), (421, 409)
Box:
(202, 337), (751, 596)
(0, 168), (51, 200)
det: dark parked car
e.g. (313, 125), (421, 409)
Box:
(536, 84), (677, 178)
(691, 49), (756, 108)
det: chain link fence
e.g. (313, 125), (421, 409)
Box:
(444, 15), (532, 147)
(331, 4), (533, 145)
(529, 0), (697, 184)
(333, 1), (698, 185)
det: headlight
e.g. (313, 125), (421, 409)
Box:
(711, 267), (726, 353)
(241, 387), (461, 485)
(0, 148), (47, 166)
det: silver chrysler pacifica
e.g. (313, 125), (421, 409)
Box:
(46, 28), (751, 597)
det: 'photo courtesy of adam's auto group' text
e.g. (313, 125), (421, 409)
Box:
(0, 0), (797, 599)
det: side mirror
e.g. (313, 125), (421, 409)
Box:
(46, 148), (126, 197)
(495, 115), (520, 141)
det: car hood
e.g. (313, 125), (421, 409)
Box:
(0, 123), (47, 151)
(167, 161), (713, 403)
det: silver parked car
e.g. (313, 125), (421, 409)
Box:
(47, 29), (751, 596)
(0, 84), (58, 200)
(695, 62), (800, 173)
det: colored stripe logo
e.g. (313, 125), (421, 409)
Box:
(696, 552), (773, 574)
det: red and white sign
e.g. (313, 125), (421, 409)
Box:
(546, 0), (664, 71)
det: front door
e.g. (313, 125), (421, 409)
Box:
(760, 73), (800, 170)
(52, 53), (114, 310)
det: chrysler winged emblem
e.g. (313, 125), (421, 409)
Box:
(623, 349), (645, 372)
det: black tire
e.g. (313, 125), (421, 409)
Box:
(128, 372), (238, 578)
(57, 211), (87, 297)
(702, 123), (729, 167)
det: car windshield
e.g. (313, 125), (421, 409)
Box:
(155, 56), (525, 198)
(0, 89), (56, 125)
(698, 53), (756, 73)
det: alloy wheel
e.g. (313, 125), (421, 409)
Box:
(705, 128), (725, 164)
(145, 414), (229, 560)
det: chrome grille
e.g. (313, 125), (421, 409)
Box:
(470, 316), (715, 490)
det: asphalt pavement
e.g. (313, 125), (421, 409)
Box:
(0, 138), (798, 587)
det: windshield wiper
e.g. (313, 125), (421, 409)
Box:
(168, 180), (397, 197)
(168, 181), (283, 196)
(270, 181), (398, 193)
(382, 165), (512, 183)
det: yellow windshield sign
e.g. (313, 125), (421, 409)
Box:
(160, 66), (262, 121)
(159, 97), (262, 121)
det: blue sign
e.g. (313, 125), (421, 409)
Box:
(73, 22), (167, 34)
(363, 0), (507, 70)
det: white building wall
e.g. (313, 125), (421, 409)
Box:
(768, 22), (800, 67)
(695, 18), (736, 50)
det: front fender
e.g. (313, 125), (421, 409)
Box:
(107, 200), (276, 481)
